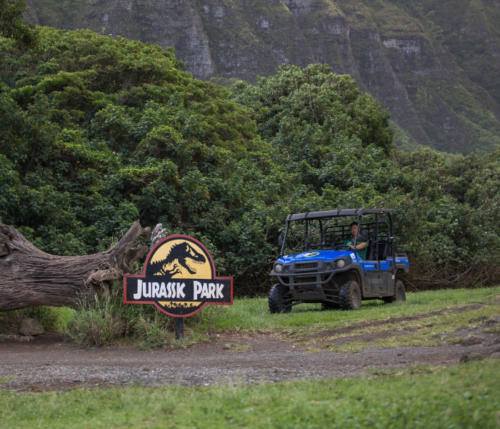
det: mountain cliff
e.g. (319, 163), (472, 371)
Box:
(25, 0), (500, 152)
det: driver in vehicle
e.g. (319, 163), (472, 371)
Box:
(345, 221), (368, 259)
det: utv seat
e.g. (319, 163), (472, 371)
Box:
(367, 240), (390, 260)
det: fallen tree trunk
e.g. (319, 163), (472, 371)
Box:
(0, 222), (150, 310)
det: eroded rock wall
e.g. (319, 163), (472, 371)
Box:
(26, 0), (500, 152)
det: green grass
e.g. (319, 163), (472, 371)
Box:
(0, 360), (499, 428)
(321, 304), (499, 352)
(2, 287), (498, 351)
(186, 286), (500, 352)
(190, 286), (500, 334)
(0, 377), (13, 385)
(2, 287), (498, 348)
(3, 287), (497, 355)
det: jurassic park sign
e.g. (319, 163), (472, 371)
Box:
(123, 235), (233, 318)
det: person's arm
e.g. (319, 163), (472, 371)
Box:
(348, 241), (367, 250)
(349, 232), (368, 250)
(354, 241), (367, 250)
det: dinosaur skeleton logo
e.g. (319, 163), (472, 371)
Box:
(147, 242), (207, 277)
(124, 235), (233, 318)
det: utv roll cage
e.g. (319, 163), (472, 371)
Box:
(280, 208), (395, 260)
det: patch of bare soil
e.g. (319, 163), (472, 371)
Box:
(1, 314), (499, 392)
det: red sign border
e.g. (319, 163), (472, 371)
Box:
(123, 234), (234, 318)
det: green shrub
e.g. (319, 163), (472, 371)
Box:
(0, 306), (75, 334)
(66, 285), (174, 347)
(67, 293), (128, 346)
(133, 314), (171, 349)
(25, 306), (75, 332)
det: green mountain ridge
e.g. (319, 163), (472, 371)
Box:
(24, 0), (500, 153)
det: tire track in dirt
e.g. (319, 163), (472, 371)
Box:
(307, 304), (484, 338)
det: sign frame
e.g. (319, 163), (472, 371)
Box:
(123, 234), (234, 318)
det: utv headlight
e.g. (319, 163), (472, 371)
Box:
(336, 259), (346, 268)
(274, 263), (284, 273)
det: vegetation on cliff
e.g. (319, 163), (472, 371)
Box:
(25, 0), (500, 153)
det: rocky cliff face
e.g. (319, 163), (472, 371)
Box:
(26, 0), (500, 152)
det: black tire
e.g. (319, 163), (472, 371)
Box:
(339, 280), (362, 310)
(268, 284), (292, 314)
(383, 279), (406, 304)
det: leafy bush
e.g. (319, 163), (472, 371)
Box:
(0, 25), (283, 289)
(0, 0), (36, 47)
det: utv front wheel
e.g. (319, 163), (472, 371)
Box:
(268, 284), (292, 314)
(339, 280), (362, 310)
(384, 279), (406, 304)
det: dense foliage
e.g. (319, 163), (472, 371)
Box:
(0, 22), (498, 294)
(234, 66), (500, 287)
(0, 26), (284, 282)
(0, 0), (35, 47)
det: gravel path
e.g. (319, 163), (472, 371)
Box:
(1, 330), (499, 391)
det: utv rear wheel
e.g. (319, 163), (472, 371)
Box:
(384, 279), (406, 304)
(268, 284), (292, 314)
(339, 280), (362, 310)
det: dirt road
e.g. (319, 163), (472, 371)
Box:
(1, 325), (499, 391)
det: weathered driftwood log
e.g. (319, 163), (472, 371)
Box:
(0, 222), (150, 310)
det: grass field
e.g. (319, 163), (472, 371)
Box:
(1, 287), (499, 352)
(184, 286), (500, 350)
(0, 360), (499, 428)
(1, 287), (499, 427)
(3, 286), (498, 349)
(194, 286), (500, 332)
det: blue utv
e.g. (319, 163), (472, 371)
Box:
(269, 209), (410, 312)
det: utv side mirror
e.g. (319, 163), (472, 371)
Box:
(278, 231), (285, 247)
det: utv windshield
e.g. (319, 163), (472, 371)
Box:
(282, 217), (354, 255)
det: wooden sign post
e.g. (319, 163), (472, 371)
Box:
(123, 229), (233, 339)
